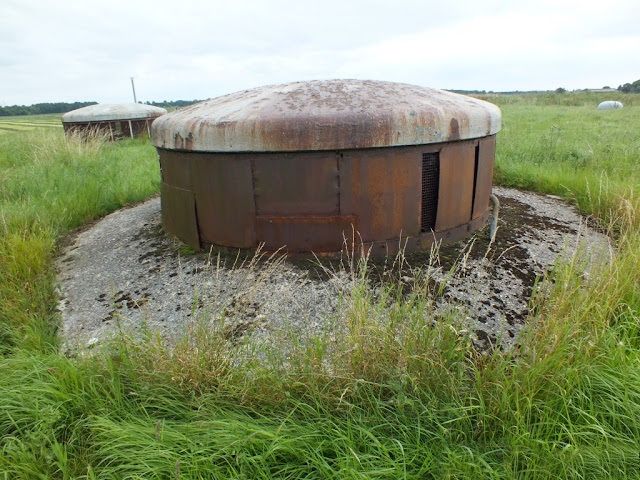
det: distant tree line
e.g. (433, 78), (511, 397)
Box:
(618, 80), (640, 93)
(0, 99), (204, 117)
(0, 101), (98, 116)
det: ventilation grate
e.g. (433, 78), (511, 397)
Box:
(421, 152), (439, 232)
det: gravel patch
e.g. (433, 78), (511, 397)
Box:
(56, 188), (611, 353)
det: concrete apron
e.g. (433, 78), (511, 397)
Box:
(56, 187), (611, 354)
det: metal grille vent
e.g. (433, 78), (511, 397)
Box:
(421, 152), (439, 232)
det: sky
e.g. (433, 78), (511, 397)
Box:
(1, 0), (639, 105)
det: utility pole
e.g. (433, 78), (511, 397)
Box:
(130, 77), (137, 103)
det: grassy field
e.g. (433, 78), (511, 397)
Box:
(0, 114), (63, 135)
(1, 97), (639, 478)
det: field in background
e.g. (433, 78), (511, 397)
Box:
(0, 114), (62, 135)
(1, 93), (639, 478)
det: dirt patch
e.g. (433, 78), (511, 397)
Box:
(56, 188), (611, 353)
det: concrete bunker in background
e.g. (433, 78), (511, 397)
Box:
(597, 100), (624, 110)
(62, 103), (167, 140)
(151, 79), (502, 254)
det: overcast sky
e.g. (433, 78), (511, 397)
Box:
(1, 0), (639, 105)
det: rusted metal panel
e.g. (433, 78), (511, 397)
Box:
(156, 140), (498, 254)
(189, 153), (256, 248)
(160, 183), (200, 249)
(253, 153), (339, 215)
(364, 209), (491, 256)
(472, 136), (496, 219)
(151, 80), (501, 152)
(339, 146), (422, 242)
(159, 150), (191, 189)
(256, 215), (357, 252)
(128, 119), (153, 138)
(435, 141), (476, 231)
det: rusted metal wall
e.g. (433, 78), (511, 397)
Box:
(191, 154), (256, 248)
(254, 153), (339, 215)
(435, 142), (477, 231)
(472, 136), (496, 219)
(339, 147), (423, 242)
(158, 135), (496, 254)
(62, 119), (153, 140)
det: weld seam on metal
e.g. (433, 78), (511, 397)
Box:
(250, 157), (259, 218)
(470, 143), (480, 220)
(336, 152), (342, 215)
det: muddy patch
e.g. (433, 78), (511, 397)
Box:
(56, 188), (611, 353)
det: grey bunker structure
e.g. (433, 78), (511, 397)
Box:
(62, 103), (167, 140)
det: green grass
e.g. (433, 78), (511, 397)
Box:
(0, 114), (64, 136)
(1, 93), (640, 478)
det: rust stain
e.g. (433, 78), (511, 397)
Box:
(435, 141), (477, 231)
(156, 136), (498, 254)
(472, 136), (496, 219)
(153, 80), (501, 254)
(151, 80), (501, 152)
(256, 215), (357, 252)
(448, 118), (460, 140)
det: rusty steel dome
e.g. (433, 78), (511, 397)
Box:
(62, 103), (167, 140)
(151, 79), (502, 254)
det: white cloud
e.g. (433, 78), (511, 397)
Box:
(0, 0), (638, 104)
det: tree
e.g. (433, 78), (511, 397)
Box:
(555, 87), (567, 94)
(617, 80), (640, 93)
(0, 101), (97, 116)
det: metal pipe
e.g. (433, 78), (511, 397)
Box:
(489, 193), (500, 242)
(130, 77), (137, 104)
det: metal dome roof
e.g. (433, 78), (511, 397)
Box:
(151, 79), (501, 152)
(62, 103), (167, 123)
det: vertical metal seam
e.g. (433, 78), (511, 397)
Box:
(192, 190), (202, 249)
(336, 152), (342, 214)
(250, 157), (259, 230)
(470, 143), (480, 220)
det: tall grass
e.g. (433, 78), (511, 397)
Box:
(1, 103), (640, 478)
(0, 129), (158, 352)
(476, 91), (640, 107)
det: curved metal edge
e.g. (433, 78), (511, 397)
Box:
(150, 80), (501, 152)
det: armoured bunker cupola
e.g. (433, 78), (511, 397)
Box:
(151, 79), (501, 254)
(62, 103), (167, 139)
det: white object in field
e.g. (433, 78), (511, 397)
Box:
(597, 101), (623, 110)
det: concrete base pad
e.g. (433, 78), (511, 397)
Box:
(56, 188), (611, 353)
